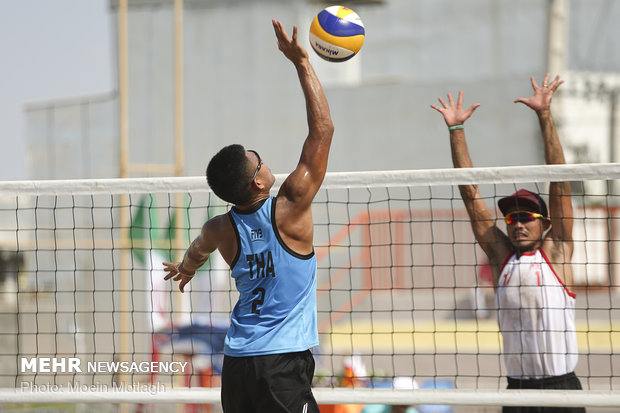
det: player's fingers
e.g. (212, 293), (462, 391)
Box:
(180, 279), (191, 293)
(272, 19), (280, 36)
(447, 93), (455, 107)
(162, 262), (176, 270)
(292, 25), (298, 42)
(550, 76), (564, 91)
(437, 97), (448, 108)
(530, 76), (538, 90)
(468, 103), (481, 113)
(457, 91), (464, 108)
(272, 20), (288, 43)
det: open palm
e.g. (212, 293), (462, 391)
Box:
(430, 91), (480, 127)
(272, 20), (308, 64)
(514, 73), (563, 113)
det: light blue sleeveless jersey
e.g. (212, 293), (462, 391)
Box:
(225, 196), (319, 356)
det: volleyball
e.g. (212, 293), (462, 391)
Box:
(309, 6), (365, 62)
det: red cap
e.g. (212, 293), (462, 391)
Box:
(498, 189), (548, 218)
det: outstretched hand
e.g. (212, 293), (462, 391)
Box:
(163, 261), (193, 293)
(430, 91), (480, 127)
(272, 19), (308, 65)
(514, 73), (563, 113)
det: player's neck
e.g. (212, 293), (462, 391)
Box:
(513, 244), (541, 258)
(235, 194), (270, 212)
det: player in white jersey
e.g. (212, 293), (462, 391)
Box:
(432, 74), (585, 413)
(163, 20), (334, 413)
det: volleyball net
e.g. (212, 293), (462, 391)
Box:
(1, 163), (620, 409)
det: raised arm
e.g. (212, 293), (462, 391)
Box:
(272, 20), (334, 207)
(163, 216), (223, 293)
(431, 92), (511, 269)
(515, 74), (574, 267)
(271, 20), (334, 253)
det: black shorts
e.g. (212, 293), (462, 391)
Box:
(503, 372), (586, 413)
(221, 349), (319, 413)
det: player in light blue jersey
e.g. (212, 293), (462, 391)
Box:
(163, 19), (334, 413)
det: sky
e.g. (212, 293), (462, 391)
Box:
(0, 0), (112, 181)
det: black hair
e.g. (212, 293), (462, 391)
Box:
(206, 144), (253, 205)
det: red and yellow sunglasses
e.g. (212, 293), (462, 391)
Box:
(504, 211), (545, 225)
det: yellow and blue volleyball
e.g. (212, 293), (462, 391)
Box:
(309, 6), (365, 62)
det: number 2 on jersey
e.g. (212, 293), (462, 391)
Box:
(251, 287), (265, 314)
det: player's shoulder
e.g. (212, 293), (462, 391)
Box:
(542, 236), (572, 262)
(203, 212), (234, 235)
(486, 239), (514, 265)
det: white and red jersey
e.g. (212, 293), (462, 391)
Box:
(496, 249), (578, 379)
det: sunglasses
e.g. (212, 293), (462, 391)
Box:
(248, 150), (262, 187)
(504, 211), (545, 225)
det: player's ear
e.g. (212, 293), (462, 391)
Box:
(250, 174), (266, 191)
